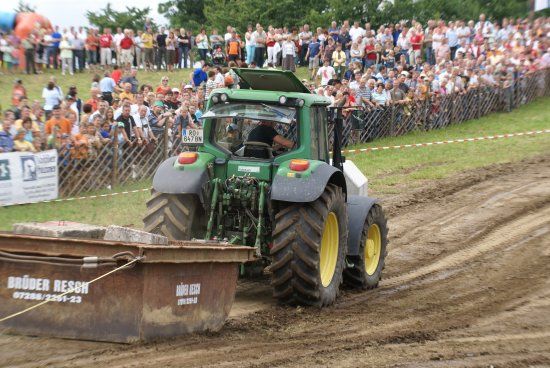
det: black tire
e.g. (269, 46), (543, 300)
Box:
(270, 184), (348, 307)
(343, 204), (388, 290)
(143, 190), (203, 240)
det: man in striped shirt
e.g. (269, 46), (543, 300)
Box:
(355, 78), (375, 109)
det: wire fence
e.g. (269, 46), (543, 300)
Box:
(57, 69), (549, 197)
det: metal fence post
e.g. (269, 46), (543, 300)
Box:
(163, 127), (169, 160)
(112, 140), (119, 188)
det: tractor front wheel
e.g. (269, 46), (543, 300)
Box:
(143, 190), (203, 240)
(270, 184), (348, 307)
(343, 204), (388, 289)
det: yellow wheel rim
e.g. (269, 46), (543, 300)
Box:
(365, 224), (381, 276)
(320, 212), (339, 287)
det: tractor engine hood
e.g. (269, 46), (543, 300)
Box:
(233, 68), (311, 94)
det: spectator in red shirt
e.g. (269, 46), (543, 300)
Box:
(155, 76), (171, 95)
(85, 88), (101, 112)
(111, 65), (122, 84)
(409, 29), (424, 66)
(364, 39), (377, 68)
(12, 80), (27, 107)
(99, 28), (113, 66)
(119, 30), (134, 68)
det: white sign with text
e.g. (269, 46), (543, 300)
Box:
(0, 149), (58, 206)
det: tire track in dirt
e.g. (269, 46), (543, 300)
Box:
(383, 205), (550, 288)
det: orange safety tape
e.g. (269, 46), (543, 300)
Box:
(338, 129), (550, 155)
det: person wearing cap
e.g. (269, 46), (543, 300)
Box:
(147, 100), (174, 135)
(223, 74), (235, 89)
(219, 120), (241, 152)
(113, 121), (130, 146)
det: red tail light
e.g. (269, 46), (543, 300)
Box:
(178, 152), (198, 165)
(289, 159), (309, 172)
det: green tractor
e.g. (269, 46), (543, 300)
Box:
(143, 69), (388, 307)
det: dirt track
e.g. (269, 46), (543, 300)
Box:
(1, 155), (550, 367)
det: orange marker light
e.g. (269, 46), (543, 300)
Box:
(289, 159), (309, 172)
(178, 152), (198, 165)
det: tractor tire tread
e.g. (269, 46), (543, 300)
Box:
(271, 184), (348, 307)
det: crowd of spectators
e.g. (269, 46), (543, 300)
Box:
(0, 15), (548, 159)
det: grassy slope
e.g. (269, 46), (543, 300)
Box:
(0, 68), (549, 230)
(349, 97), (550, 193)
(0, 68), (311, 109)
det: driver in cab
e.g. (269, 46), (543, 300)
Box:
(247, 121), (294, 149)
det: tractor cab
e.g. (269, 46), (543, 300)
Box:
(203, 101), (298, 160)
(195, 69), (337, 180)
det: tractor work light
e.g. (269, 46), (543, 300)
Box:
(220, 93), (229, 102)
(297, 99), (305, 107)
(278, 96), (288, 105)
(289, 159), (310, 172)
(178, 152), (198, 165)
(211, 95), (219, 104)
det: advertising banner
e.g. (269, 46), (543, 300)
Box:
(0, 150), (58, 206)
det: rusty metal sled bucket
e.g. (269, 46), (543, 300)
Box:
(0, 233), (255, 343)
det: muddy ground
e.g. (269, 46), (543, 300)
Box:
(1, 155), (550, 367)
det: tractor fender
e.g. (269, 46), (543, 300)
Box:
(152, 156), (210, 203)
(346, 195), (378, 256)
(271, 161), (347, 203)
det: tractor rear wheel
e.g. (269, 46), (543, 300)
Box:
(270, 184), (348, 307)
(343, 204), (388, 289)
(143, 190), (202, 240)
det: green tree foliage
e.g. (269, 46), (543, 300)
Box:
(156, 0), (531, 33)
(158, 0), (206, 31)
(14, 0), (36, 13)
(86, 3), (157, 31)
(160, 0), (329, 33)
